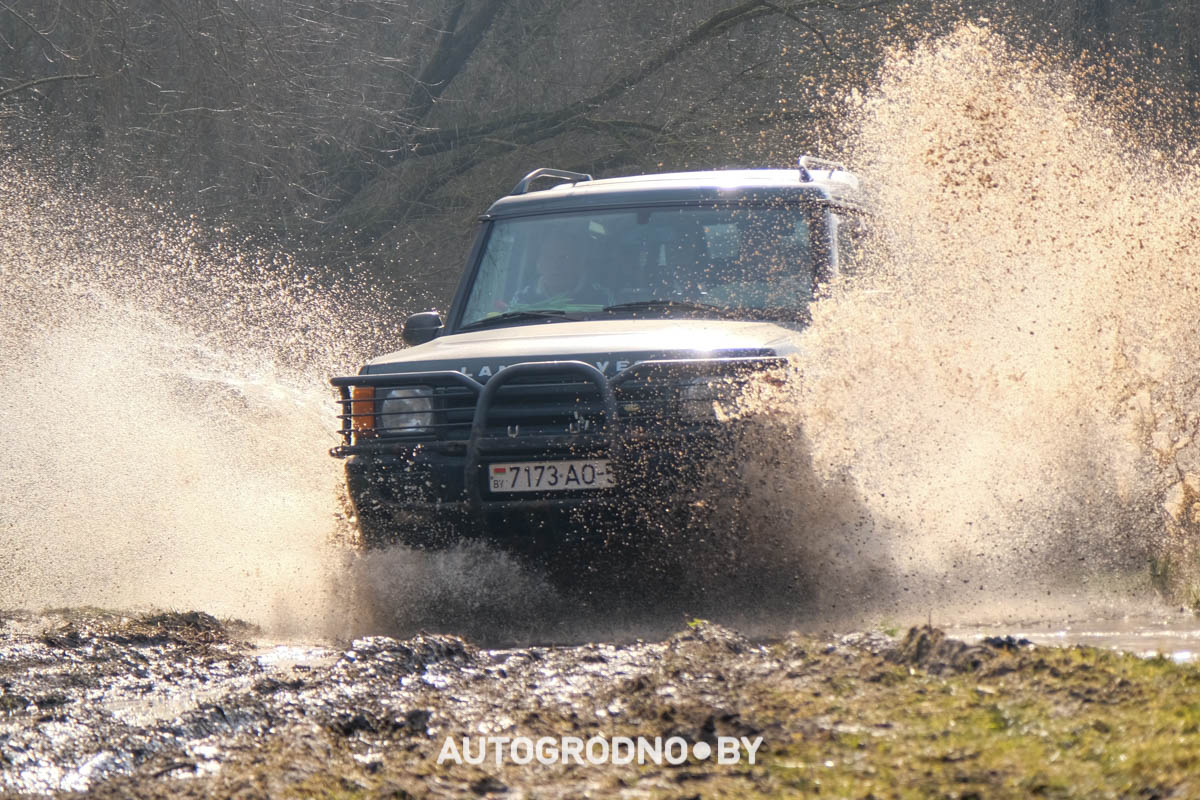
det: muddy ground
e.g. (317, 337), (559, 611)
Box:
(1, 609), (1198, 799)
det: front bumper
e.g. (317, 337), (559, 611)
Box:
(343, 429), (726, 513)
(331, 357), (784, 526)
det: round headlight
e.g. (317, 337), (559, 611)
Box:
(379, 386), (434, 432)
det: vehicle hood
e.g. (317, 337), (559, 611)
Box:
(362, 318), (803, 378)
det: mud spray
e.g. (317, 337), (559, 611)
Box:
(2, 23), (1198, 642)
(0, 171), (363, 635)
(747, 24), (1200, 623)
(0, 169), (575, 642)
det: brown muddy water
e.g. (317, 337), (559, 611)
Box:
(2, 19), (1200, 796)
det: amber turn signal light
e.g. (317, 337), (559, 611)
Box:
(351, 386), (375, 433)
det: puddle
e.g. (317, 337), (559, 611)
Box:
(947, 610), (1200, 663)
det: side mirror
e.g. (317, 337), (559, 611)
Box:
(402, 311), (443, 346)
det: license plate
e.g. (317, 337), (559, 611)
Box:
(489, 460), (614, 493)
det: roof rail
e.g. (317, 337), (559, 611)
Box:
(796, 155), (847, 182)
(510, 168), (594, 195)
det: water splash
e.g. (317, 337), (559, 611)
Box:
(0, 168), (387, 634)
(780, 24), (1200, 616)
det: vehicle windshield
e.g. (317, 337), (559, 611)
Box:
(459, 204), (822, 328)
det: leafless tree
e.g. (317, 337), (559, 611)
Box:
(3, 0), (1197, 300)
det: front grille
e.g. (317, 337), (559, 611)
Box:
(438, 376), (609, 440)
(331, 357), (786, 453)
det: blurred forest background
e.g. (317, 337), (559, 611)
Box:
(2, 0), (1198, 307)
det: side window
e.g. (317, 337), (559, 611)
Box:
(832, 212), (866, 276)
(461, 227), (517, 321)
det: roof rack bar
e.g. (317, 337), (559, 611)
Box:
(797, 155), (847, 182)
(510, 168), (594, 195)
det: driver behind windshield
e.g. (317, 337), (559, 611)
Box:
(510, 233), (611, 307)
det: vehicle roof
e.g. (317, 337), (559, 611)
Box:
(483, 167), (862, 218)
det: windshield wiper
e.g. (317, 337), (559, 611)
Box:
(459, 309), (582, 331)
(600, 300), (740, 318)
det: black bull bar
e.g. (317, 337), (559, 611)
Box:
(330, 357), (787, 514)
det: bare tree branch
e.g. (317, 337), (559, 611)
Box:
(762, 1), (834, 54)
(404, 0), (509, 122)
(400, 0), (780, 159)
(398, 0), (889, 161)
(0, 0), (77, 61)
(0, 71), (98, 100)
